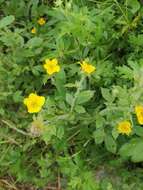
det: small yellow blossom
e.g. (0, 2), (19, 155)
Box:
(80, 61), (96, 74)
(31, 27), (36, 34)
(24, 93), (45, 113)
(135, 105), (143, 125)
(117, 121), (132, 135)
(43, 58), (60, 75)
(37, 17), (46, 25)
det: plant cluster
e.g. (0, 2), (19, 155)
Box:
(1, 0), (143, 189)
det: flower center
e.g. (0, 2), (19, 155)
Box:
(30, 101), (38, 108)
(123, 125), (130, 132)
(49, 64), (55, 70)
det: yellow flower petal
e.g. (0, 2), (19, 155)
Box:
(45, 59), (50, 64)
(51, 58), (58, 65)
(29, 93), (37, 99)
(54, 65), (60, 72)
(38, 96), (45, 106)
(135, 105), (143, 125)
(23, 98), (28, 105)
(28, 106), (42, 113)
(43, 63), (48, 70)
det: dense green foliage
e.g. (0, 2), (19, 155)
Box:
(1, 0), (143, 189)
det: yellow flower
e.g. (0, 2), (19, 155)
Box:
(24, 93), (45, 113)
(135, 105), (143, 125)
(80, 61), (96, 74)
(37, 17), (46, 25)
(117, 121), (132, 135)
(31, 27), (36, 34)
(43, 58), (60, 75)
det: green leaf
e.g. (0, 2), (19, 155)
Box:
(95, 114), (105, 129)
(31, 65), (42, 76)
(129, 34), (143, 47)
(0, 15), (15, 29)
(105, 134), (117, 153)
(126, 0), (140, 14)
(112, 127), (119, 140)
(119, 138), (143, 162)
(64, 83), (77, 88)
(101, 88), (113, 102)
(56, 126), (64, 139)
(134, 126), (143, 137)
(76, 90), (94, 105)
(0, 108), (5, 115)
(66, 93), (74, 106)
(117, 65), (133, 79)
(26, 37), (43, 48)
(0, 32), (24, 47)
(131, 142), (143, 162)
(42, 125), (56, 143)
(93, 128), (105, 144)
(75, 105), (86, 113)
(119, 140), (136, 158)
(54, 69), (66, 97)
(13, 91), (22, 103)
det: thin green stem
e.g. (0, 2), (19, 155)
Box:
(2, 120), (32, 137)
(70, 75), (85, 112)
(114, 0), (129, 24)
(68, 130), (80, 141)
